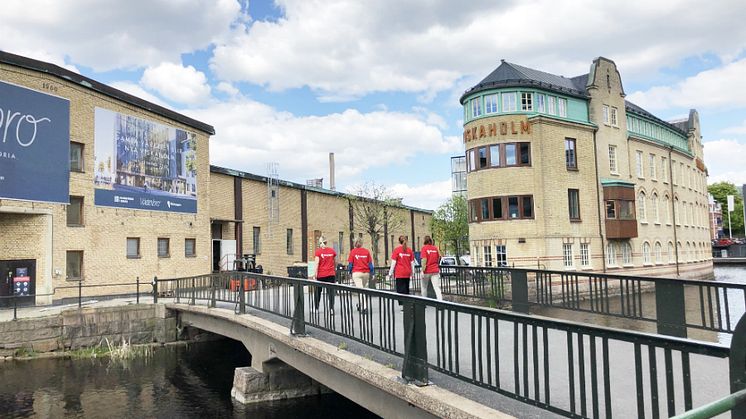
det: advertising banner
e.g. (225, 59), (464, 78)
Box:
(0, 81), (70, 204)
(94, 107), (197, 213)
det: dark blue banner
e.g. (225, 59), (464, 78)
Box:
(0, 81), (70, 204)
(95, 189), (197, 214)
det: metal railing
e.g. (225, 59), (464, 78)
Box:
(157, 271), (746, 419)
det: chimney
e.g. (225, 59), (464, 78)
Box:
(329, 152), (336, 191)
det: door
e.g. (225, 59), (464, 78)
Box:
(0, 259), (36, 307)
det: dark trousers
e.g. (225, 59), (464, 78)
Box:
(314, 276), (336, 309)
(395, 277), (410, 304)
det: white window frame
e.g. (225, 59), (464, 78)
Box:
(485, 94), (498, 114)
(642, 242), (652, 265)
(648, 154), (656, 180)
(608, 145), (618, 174)
(580, 243), (590, 267)
(547, 96), (556, 115)
(558, 98), (567, 117)
(483, 245), (493, 267)
(606, 243), (617, 266)
(661, 157), (668, 182)
(563, 243), (574, 268)
(638, 191), (647, 222)
(668, 242), (675, 263)
(610, 107), (618, 126)
(652, 193), (659, 223)
(521, 92), (533, 111)
(471, 97), (482, 118)
(536, 94), (545, 113)
(495, 245), (507, 267)
(502, 92), (517, 112)
(655, 242), (662, 264)
(622, 242), (633, 265)
(602, 105), (610, 124)
(636, 150), (644, 178)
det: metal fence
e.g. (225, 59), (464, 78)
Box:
(156, 272), (746, 419)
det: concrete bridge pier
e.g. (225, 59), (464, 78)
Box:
(231, 360), (331, 404)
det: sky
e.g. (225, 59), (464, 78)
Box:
(2, 0), (746, 210)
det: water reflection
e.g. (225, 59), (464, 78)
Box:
(0, 339), (379, 418)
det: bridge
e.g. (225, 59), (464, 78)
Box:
(154, 267), (746, 418)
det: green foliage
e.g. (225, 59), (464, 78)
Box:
(708, 181), (745, 235)
(337, 342), (348, 351)
(429, 195), (469, 257)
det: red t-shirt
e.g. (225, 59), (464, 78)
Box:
(348, 247), (373, 273)
(315, 247), (337, 278)
(391, 246), (414, 278)
(420, 244), (440, 274)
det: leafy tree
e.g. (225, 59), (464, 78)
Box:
(429, 195), (469, 257)
(708, 181), (744, 236)
(350, 182), (404, 265)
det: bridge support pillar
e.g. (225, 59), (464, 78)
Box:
(231, 360), (330, 404)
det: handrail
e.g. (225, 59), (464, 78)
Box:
(671, 388), (746, 419)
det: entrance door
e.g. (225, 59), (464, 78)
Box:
(0, 259), (36, 307)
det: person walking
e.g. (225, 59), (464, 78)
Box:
(312, 236), (337, 313)
(387, 235), (415, 307)
(348, 237), (374, 314)
(420, 236), (443, 300)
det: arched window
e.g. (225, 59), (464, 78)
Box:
(638, 192), (647, 221)
(682, 201), (688, 226)
(668, 242), (675, 263)
(642, 242), (651, 264)
(655, 242), (662, 264)
(606, 243), (617, 266)
(664, 195), (671, 224)
(622, 242), (633, 265)
(685, 242), (691, 262)
(652, 193), (659, 223)
(674, 198), (680, 225)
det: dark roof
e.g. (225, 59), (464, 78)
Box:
(210, 165), (433, 213)
(624, 100), (687, 136)
(461, 60), (589, 103)
(0, 50), (215, 135)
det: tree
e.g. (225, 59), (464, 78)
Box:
(708, 181), (744, 236)
(429, 195), (469, 257)
(350, 182), (404, 265)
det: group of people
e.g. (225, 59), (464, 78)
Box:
(309, 234), (443, 314)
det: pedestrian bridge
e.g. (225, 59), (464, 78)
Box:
(156, 269), (746, 418)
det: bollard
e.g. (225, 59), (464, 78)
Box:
(152, 276), (158, 304)
(13, 295), (18, 321)
(136, 276), (140, 304)
(401, 300), (429, 385)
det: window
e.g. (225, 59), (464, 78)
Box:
(158, 238), (170, 258)
(638, 192), (647, 222)
(496, 245), (507, 267)
(606, 243), (617, 266)
(580, 243), (590, 267)
(655, 242), (662, 264)
(66, 251), (83, 280)
(253, 226), (262, 254)
(568, 189), (580, 220)
(519, 143), (531, 165)
(185, 238), (196, 257)
(606, 200), (616, 219)
(70, 142), (84, 172)
(622, 242), (633, 265)
(492, 197), (503, 219)
(505, 144), (517, 165)
(469, 195), (533, 221)
(642, 242), (651, 264)
(521, 196), (533, 218)
(672, 161), (677, 185)
(652, 193), (659, 223)
(485, 94), (498, 113)
(610, 107), (618, 126)
(675, 198), (680, 225)
(127, 238), (140, 258)
(521, 92), (533, 111)
(547, 96), (556, 115)
(489, 145), (500, 167)
(619, 200), (635, 220)
(468, 142), (530, 171)
(649, 154), (656, 180)
(668, 242), (675, 263)
(483, 246), (493, 267)
(502, 92), (517, 112)
(565, 138), (577, 169)
(536, 94), (545, 112)
(471, 97), (482, 118)
(558, 98), (567, 117)
(602, 105), (610, 124)
(636, 151), (644, 178)
(478, 147), (488, 169)
(563, 244), (574, 268)
(661, 157), (668, 182)
(67, 196), (84, 226)
(608, 145), (618, 173)
(284, 229), (294, 255)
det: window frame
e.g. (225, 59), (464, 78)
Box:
(471, 97), (482, 118)
(468, 195), (535, 222)
(610, 107), (618, 126)
(608, 145), (618, 174)
(67, 195), (84, 227)
(648, 154), (657, 180)
(568, 189), (581, 221)
(565, 138), (577, 170)
(66, 250), (83, 281)
(502, 92), (517, 112)
(563, 243), (574, 268)
(602, 105), (610, 125)
(286, 229), (294, 255)
(558, 98), (568, 117)
(520, 92), (533, 111)
(253, 226), (262, 255)
(465, 142), (532, 172)
(70, 141), (84, 172)
(127, 237), (141, 259)
(185, 238), (197, 257)
(580, 243), (590, 267)
(157, 237), (170, 258)
(636, 150), (644, 178)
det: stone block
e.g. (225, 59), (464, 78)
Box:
(155, 318), (177, 343)
(31, 338), (60, 352)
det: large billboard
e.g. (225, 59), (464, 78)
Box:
(94, 108), (197, 213)
(0, 81), (70, 204)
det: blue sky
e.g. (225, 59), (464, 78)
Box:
(2, 0), (746, 209)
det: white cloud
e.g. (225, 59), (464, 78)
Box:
(0, 0), (243, 71)
(216, 81), (239, 97)
(704, 139), (746, 185)
(183, 97), (461, 190)
(388, 180), (452, 210)
(210, 0), (746, 100)
(722, 120), (746, 135)
(141, 62), (212, 105)
(627, 59), (746, 111)
(109, 81), (169, 108)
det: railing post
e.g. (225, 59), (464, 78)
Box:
(402, 299), (429, 385)
(290, 282), (306, 336)
(152, 276), (158, 304)
(210, 275), (216, 308)
(655, 279), (687, 337)
(511, 269), (529, 314)
(176, 277), (180, 303)
(78, 280), (82, 308)
(13, 294), (18, 321)
(731, 315), (746, 418)
(136, 276), (140, 304)
(239, 273), (246, 314)
(191, 276), (196, 305)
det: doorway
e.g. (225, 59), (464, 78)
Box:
(0, 259), (36, 307)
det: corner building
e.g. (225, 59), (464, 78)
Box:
(461, 57), (712, 278)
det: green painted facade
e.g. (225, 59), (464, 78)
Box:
(462, 88), (589, 125)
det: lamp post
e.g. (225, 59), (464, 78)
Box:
(727, 194), (734, 239)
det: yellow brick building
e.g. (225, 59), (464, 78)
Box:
(461, 57), (712, 278)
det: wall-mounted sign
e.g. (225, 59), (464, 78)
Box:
(93, 108), (197, 213)
(0, 81), (70, 204)
(463, 119), (531, 143)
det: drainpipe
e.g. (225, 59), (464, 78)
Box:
(668, 146), (680, 276)
(592, 130), (607, 272)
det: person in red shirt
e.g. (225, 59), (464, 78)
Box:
(312, 236), (337, 312)
(419, 235), (443, 300)
(387, 235), (415, 305)
(347, 237), (374, 314)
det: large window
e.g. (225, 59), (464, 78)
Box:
(610, 107), (618, 126)
(502, 92), (517, 112)
(287, 229), (294, 255)
(668, 242), (675, 263)
(67, 196), (84, 226)
(127, 238), (140, 258)
(253, 226), (262, 254)
(471, 97), (482, 118)
(469, 195), (534, 222)
(505, 144), (517, 165)
(606, 200), (616, 219)
(478, 147), (488, 169)
(485, 94), (498, 113)
(606, 243), (617, 266)
(536, 94), (545, 112)
(547, 96), (556, 115)
(642, 242), (652, 265)
(489, 145), (500, 167)
(521, 92), (533, 111)
(565, 138), (577, 169)
(158, 238), (170, 258)
(655, 242), (662, 264)
(637, 192), (647, 222)
(70, 142), (84, 172)
(563, 244), (574, 268)
(664, 195), (671, 224)
(496, 245), (507, 267)
(466, 142), (531, 171)
(652, 193), (659, 223)
(622, 242), (633, 265)
(648, 154), (656, 180)
(66, 251), (83, 280)
(558, 98), (567, 117)
(608, 145), (618, 174)
(185, 238), (196, 257)
(483, 246), (493, 267)
(602, 105), (610, 124)
(568, 189), (580, 220)
(636, 151), (644, 178)
(580, 243), (590, 267)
